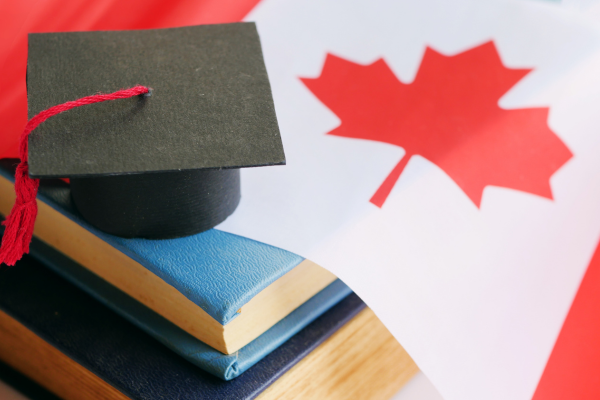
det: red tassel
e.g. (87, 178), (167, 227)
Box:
(0, 162), (39, 265)
(0, 85), (149, 266)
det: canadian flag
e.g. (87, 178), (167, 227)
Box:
(2, 1), (600, 399)
(227, 1), (600, 399)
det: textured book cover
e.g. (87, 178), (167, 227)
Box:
(0, 250), (366, 399)
(28, 235), (351, 380)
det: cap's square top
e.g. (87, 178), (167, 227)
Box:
(26, 23), (284, 178)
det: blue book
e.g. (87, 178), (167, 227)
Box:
(0, 159), (346, 380)
(0, 248), (367, 400)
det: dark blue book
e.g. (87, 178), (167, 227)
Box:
(0, 245), (367, 400)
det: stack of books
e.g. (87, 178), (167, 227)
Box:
(0, 159), (418, 399)
(0, 22), (419, 399)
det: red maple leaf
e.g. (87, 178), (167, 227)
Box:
(300, 41), (572, 207)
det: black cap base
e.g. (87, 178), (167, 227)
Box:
(70, 169), (240, 239)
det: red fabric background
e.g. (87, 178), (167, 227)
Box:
(0, 0), (261, 159)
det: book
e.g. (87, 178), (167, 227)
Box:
(27, 234), (351, 380)
(0, 251), (418, 400)
(0, 361), (61, 400)
(0, 159), (336, 354)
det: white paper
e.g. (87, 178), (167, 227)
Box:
(218, 1), (600, 398)
(392, 372), (444, 400)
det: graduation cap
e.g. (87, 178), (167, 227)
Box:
(0, 23), (284, 265)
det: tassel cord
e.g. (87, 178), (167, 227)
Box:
(0, 85), (150, 266)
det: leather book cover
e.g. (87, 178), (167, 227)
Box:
(28, 235), (351, 380)
(0, 250), (366, 400)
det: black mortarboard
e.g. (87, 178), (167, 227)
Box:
(25, 23), (284, 239)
